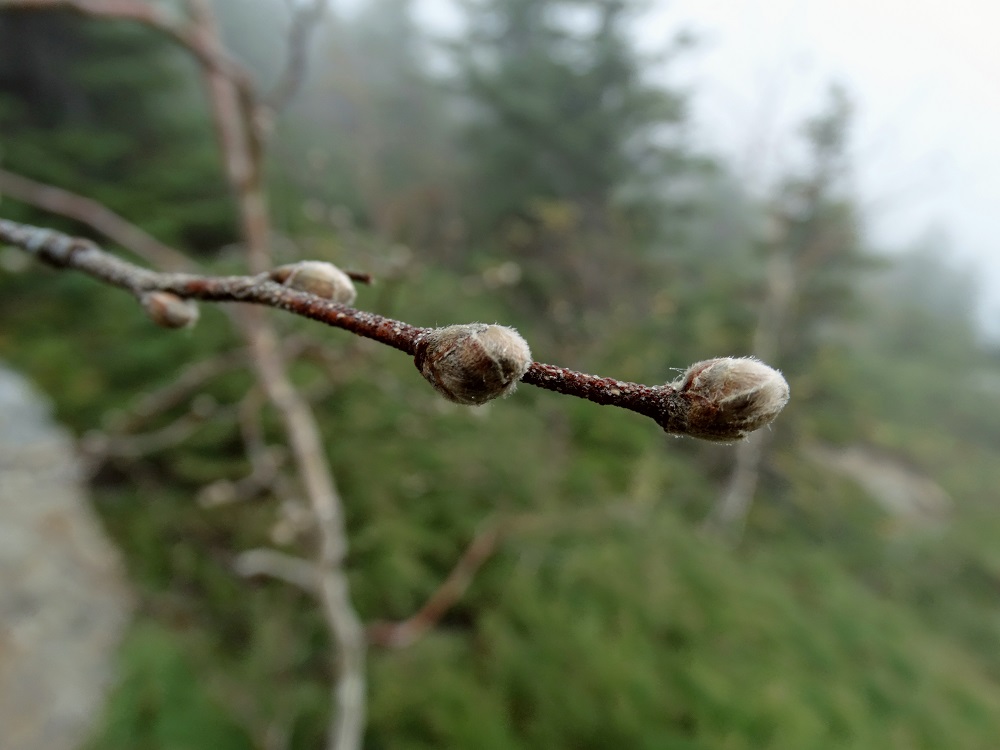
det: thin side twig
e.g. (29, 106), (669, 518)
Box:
(366, 502), (663, 650)
(234, 548), (318, 594)
(367, 526), (502, 648)
(106, 350), (246, 432)
(266, 0), (329, 112)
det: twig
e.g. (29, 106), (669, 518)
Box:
(0, 167), (194, 271)
(89, 408), (216, 458)
(234, 548), (318, 594)
(107, 351), (246, 432)
(367, 526), (502, 648)
(366, 503), (661, 649)
(184, 0), (267, 200)
(0, 218), (791, 440)
(266, 0), (329, 112)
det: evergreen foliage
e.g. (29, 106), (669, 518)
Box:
(0, 9), (235, 250)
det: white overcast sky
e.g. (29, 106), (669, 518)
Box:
(414, 0), (1000, 334)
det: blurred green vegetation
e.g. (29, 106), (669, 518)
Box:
(3, 1), (1000, 749)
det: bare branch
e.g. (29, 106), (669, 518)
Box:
(184, 0), (269, 202)
(366, 503), (661, 649)
(0, 218), (791, 441)
(0, 167), (193, 271)
(234, 548), (318, 594)
(90, 406), (217, 458)
(107, 350), (246, 432)
(367, 526), (502, 648)
(266, 0), (329, 112)
(181, 3), (367, 745)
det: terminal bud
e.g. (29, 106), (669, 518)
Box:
(669, 357), (789, 442)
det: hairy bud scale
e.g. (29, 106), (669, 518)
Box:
(667, 357), (790, 442)
(415, 324), (532, 405)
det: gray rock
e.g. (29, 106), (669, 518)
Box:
(0, 363), (132, 750)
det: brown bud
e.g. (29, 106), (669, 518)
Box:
(140, 291), (199, 329)
(271, 261), (356, 304)
(668, 357), (789, 442)
(414, 323), (533, 405)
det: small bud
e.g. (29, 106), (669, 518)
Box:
(414, 323), (533, 405)
(140, 291), (199, 329)
(272, 261), (356, 304)
(669, 357), (789, 442)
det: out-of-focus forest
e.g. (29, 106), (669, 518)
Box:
(2, 0), (1000, 748)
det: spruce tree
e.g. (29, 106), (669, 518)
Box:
(452, 0), (698, 341)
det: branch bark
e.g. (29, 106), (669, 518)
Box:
(367, 526), (502, 648)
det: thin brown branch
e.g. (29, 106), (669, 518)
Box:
(197, 449), (286, 508)
(367, 526), (502, 648)
(81, 396), (233, 472)
(107, 351), (246, 432)
(245, 321), (368, 750)
(366, 503), (660, 649)
(195, 386), (286, 508)
(87, 409), (204, 455)
(0, 218), (791, 441)
(266, 0), (329, 112)
(104, 338), (315, 436)
(185, 0), (268, 207)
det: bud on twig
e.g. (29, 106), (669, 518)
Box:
(414, 324), (533, 405)
(1, 219), (793, 439)
(140, 291), (199, 329)
(271, 261), (357, 304)
(669, 357), (790, 442)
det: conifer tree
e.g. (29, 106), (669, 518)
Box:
(0, 9), (234, 250)
(453, 0), (697, 339)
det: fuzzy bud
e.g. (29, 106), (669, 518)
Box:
(272, 261), (356, 304)
(140, 291), (199, 329)
(669, 357), (789, 442)
(414, 323), (532, 405)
